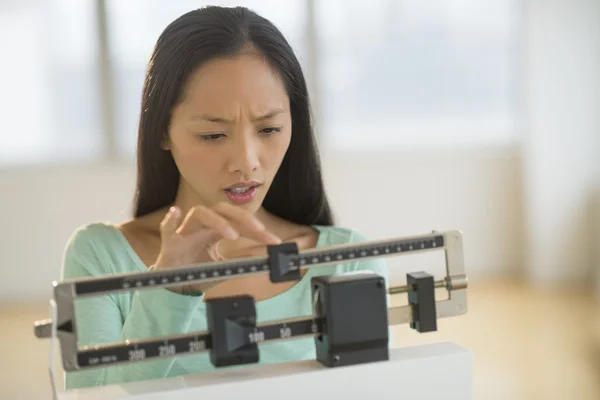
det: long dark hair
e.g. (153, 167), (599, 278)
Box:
(133, 6), (334, 226)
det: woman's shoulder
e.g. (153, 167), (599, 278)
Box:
(61, 221), (136, 280)
(66, 221), (125, 246)
(65, 222), (123, 251)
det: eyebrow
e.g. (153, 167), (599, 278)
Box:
(192, 108), (286, 124)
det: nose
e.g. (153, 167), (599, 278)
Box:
(227, 131), (260, 175)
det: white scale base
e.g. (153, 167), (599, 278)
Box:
(59, 342), (473, 400)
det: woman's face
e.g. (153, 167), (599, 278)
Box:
(166, 52), (292, 213)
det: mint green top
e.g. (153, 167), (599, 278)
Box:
(62, 223), (390, 389)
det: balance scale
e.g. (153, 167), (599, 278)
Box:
(34, 230), (472, 399)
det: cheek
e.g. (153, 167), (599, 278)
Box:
(266, 132), (292, 167)
(172, 143), (221, 180)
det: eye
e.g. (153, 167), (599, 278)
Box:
(260, 127), (282, 135)
(199, 133), (225, 141)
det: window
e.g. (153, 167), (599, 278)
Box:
(104, 0), (308, 158)
(314, 0), (519, 150)
(0, 0), (101, 166)
(0, 0), (519, 167)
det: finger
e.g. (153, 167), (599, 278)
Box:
(177, 206), (239, 240)
(212, 202), (282, 244)
(206, 241), (225, 261)
(159, 206), (181, 237)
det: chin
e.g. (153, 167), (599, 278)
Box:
(230, 199), (259, 209)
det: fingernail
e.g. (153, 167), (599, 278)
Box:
(225, 227), (239, 240)
(270, 234), (282, 244)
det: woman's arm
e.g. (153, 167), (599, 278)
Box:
(61, 227), (205, 389)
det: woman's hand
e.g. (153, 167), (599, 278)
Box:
(152, 202), (281, 294)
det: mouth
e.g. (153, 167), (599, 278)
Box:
(225, 186), (257, 194)
(224, 184), (261, 204)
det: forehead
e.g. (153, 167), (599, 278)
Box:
(180, 53), (289, 115)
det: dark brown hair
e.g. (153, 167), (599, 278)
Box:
(133, 6), (334, 226)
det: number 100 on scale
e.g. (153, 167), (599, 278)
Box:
(247, 326), (293, 344)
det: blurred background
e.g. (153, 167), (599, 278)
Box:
(1, 0), (599, 398)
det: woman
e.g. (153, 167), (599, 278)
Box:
(63, 6), (389, 389)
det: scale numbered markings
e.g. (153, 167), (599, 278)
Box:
(77, 334), (212, 368)
(73, 235), (444, 297)
(245, 318), (322, 344)
(74, 260), (270, 296)
(290, 236), (444, 268)
(76, 319), (324, 369)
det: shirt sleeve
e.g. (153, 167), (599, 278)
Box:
(61, 226), (206, 389)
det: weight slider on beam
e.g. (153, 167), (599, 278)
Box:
(388, 273), (468, 295)
(267, 242), (301, 282)
(386, 271), (469, 333)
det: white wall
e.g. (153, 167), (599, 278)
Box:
(596, 182), (600, 301)
(0, 161), (137, 303)
(0, 147), (522, 303)
(521, 0), (600, 288)
(323, 148), (524, 284)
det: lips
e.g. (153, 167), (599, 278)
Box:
(225, 181), (260, 189)
(224, 185), (260, 204)
(226, 186), (255, 194)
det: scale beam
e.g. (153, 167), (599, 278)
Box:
(33, 229), (468, 374)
